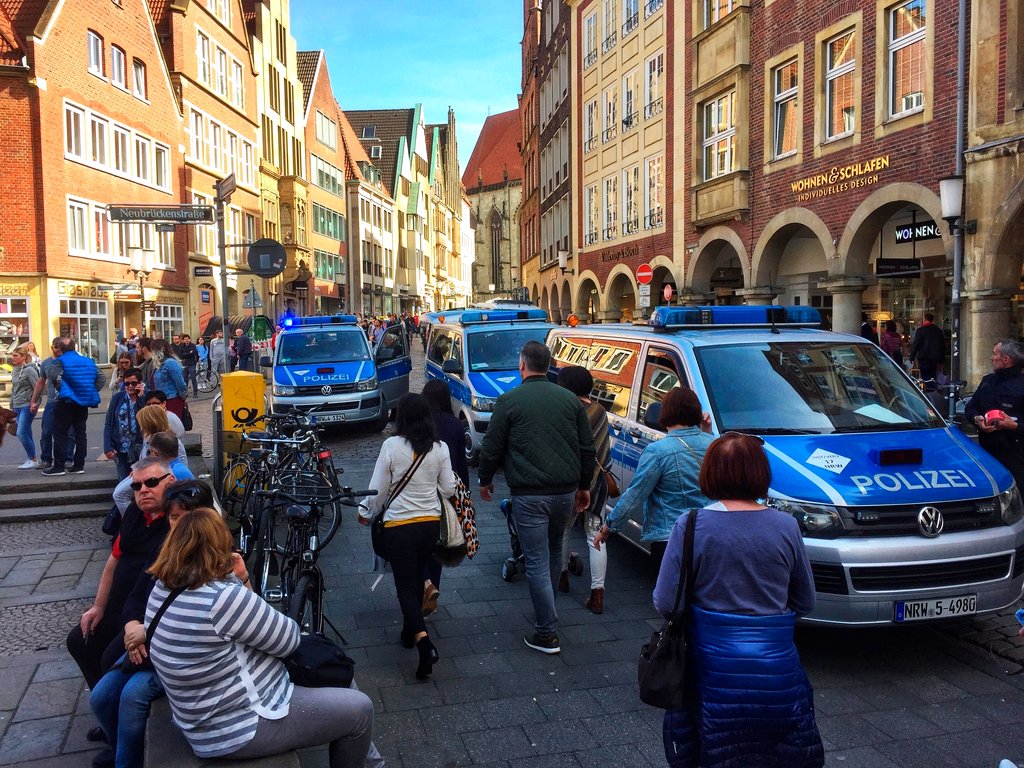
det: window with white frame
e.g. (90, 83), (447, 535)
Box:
(888, 0), (926, 117)
(311, 154), (343, 196)
(67, 199), (89, 253)
(241, 141), (254, 185)
(825, 30), (856, 139)
(134, 136), (150, 182)
(644, 52), (664, 117)
(622, 165), (639, 234)
(59, 299), (108, 362)
(216, 48), (228, 96)
(704, 0), (734, 28)
(87, 31), (104, 76)
(111, 46), (126, 88)
(772, 59), (799, 158)
(623, 0), (639, 35)
(151, 304), (184, 341)
(197, 31), (210, 84)
(244, 213), (256, 245)
(112, 221), (130, 260)
(113, 125), (130, 173)
(209, 123), (222, 171)
(155, 229), (174, 268)
(65, 104), (84, 158)
(703, 92), (736, 180)
(584, 184), (599, 245)
(602, 175), (617, 240)
(207, 0), (230, 25)
(193, 193), (212, 256)
(370, 145), (382, 159)
(645, 153), (663, 228)
(93, 209), (110, 256)
(622, 69), (639, 130)
(154, 144), (169, 190)
(90, 116), (107, 165)
(133, 59), (147, 99)
(315, 110), (337, 150)
(0, 298), (30, 349)
(584, 13), (598, 68)
(190, 110), (204, 162)
(231, 61), (243, 107)
(228, 207), (241, 246)
(602, 0), (617, 52)
(584, 99), (598, 152)
(602, 84), (617, 142)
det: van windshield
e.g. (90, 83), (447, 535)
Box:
(467, 328), (551, 372)
(695, 341), (945, 434)
(277, 330), (370, 365)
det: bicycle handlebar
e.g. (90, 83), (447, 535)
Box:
(254, 487), (378, 507)
(241, 431), (317, 446)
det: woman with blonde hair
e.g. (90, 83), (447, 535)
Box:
(9, 346), (40, 469)
(142, 339), (187, 418)
(146, 508), (374, 767)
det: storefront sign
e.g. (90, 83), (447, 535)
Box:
(200, 290), (211, 303)
(600, 244), (640, 263)
(894, 220), (941, 244)
(150, 293), (185, 305)
(57, 281), (106, 298)
(194, 266), (214, 277)
(791, 155), (890, 202)
(0, 284), (29, 296)
(876, 258), (922, 278)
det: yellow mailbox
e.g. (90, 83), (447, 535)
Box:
(221, 371), (266, 433)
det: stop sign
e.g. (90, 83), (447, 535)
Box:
(636, 264), (654, 285)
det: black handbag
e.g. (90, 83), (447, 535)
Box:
(180, 402), (194, 432)
(120, 586), (186, 674)
(370, 452), (426, 559)
(638, 509), (697, 710)
(284, 633), (355, 689)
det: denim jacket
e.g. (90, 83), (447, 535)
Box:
(605, 426), (714, 542)
(153, 358), (187, 399)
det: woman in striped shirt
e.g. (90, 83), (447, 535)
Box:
(146, 508), (374, 767)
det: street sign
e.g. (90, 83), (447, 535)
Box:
(636, 263), (654, 285)
(194, 266), (214, 277)
(107, 205), (214, 223)
(247, 238), (287, 278)
(664, 284), (674, 302)
(638, 293), (651, 309)
(242, 290), (264, 309)
(155, 223), (176, 233)
(96, 283), (137, 292)
(216, 173), (237, 202)
(638, 284), (651, 298)
(141, 301), (156, 311)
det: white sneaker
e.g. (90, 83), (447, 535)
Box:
(17, 459), (38, 470)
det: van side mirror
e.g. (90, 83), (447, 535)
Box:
(644, 401), (663, 430)
(259, 355), (271, 368)
(442, 359), (463, 375)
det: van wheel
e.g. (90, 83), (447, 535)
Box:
(372, 401), (390, 432)
(462, 419), (479, 467)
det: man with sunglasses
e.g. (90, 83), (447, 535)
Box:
(67, 459), (175, 692)
(102, 369), (146, 480)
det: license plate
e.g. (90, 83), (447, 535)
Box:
(314, 414), (345, 423)
(894, 594), (976, 622)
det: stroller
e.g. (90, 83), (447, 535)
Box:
(498, 498), (584, 582)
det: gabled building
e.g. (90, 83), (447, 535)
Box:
(426, 111), (469, 309)
(463, 110), (523, 304)
(150, 0), (261, 334)
(0, 0), (186, 356)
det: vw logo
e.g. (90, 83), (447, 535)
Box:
(917, 506), (944, 538)
(321, 385), (333, 396)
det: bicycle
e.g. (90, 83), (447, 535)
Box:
(255, 486), (376, 636)
(196, 360), (220, 393)
(917, 378), (972, 427)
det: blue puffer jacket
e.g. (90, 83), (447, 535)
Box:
(664, 606), (824, 768)
(56, 351), (102, 407)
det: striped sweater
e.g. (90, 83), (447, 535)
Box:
(146, 579), (300, 758)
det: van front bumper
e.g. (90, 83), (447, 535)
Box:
(270, 392), (382, 424)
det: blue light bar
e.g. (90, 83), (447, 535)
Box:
(284, 314), (358, 328)
(459, 308), (549, 325)
(649, 305), (821, 330)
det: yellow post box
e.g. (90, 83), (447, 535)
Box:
(221, 371), (266, 432)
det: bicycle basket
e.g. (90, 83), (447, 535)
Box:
(272, 469), (337, 504)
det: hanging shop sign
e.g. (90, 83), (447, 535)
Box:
(876, 258), (922, 278)
(894, 220), (941, 244)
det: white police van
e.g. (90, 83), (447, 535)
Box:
(424, 307), (556, 463)
(547, 305), (1024, 626)
(261, 315), (410, 429)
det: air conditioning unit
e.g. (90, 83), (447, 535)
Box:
(901, 92), (923, 112)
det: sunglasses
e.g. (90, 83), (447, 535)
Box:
(130, 473), (171, 491)
(165, 486), (203, 505)
(720, 431), (766, 445)
(124, 381), (142, 387)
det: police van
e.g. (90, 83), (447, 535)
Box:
(424, 307), (556, 462)
(261, 315), (410, 428)
(547, 305), (1024, 626)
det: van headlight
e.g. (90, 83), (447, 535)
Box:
(273, 384), (295, 396)
(471, 394), (497, 412)
(999, 484), (1024, 525)
(767, 497), (845, 538)
(356, 375), (378, 392)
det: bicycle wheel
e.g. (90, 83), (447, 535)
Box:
(288, 573), (323, 634)
(250, 506), (280, 601)
(221, 457), (250, 520)
(197, 367), (220, 393)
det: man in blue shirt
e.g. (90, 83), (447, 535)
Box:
(39, 339), (104, 476)
(28, 337), (75, 470)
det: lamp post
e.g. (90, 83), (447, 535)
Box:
(128, 248), (152, 336)
(939, 174), (976, 419)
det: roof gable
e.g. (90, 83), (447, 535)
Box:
(462, 109), (522, 189)
(296, 49), (318, 118)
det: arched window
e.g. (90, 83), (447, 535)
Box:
(490, 210), (503, 290)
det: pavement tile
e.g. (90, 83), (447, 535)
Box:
(417, 701), (487, 734)
(844, 683), (930, 712)
(813, 687), (875, 716)
(487, 670), (560, 698)
(962, 693), (1024, 725)
(823, 746), (900, 767)
(370, 709), (424, 743)
(461, 726), (536, 763)
(65, 713), (102, 754)
(592, 683), (648, 714)
(874, 737), (967, 768)
(433, 677), (500, 706)
(449, 651), (514, 677)
(0, 714), (68, 765)
(33, 576), (80, 595)
(30, 660), (79, 684)
(572, 744), (655, 767)
(0, 663), (34, 710)
(391, 736), (472, 768)
(0, 710), (9, 744)
(378, 683), (443, 713)
(815, 714), (892, 750)
(42, 559), (91, 579)
(917, 699), (999, 732)
(11, 678), (83, 722)
(860, 707), (945, 740)
(0, 568), (47, 588)
(532, 689), (603, 721)
(478, 695), (548, 728)
(580, 708), (660, 747)
(523, 718), (594, 754)
(929, 728), (1021, 768)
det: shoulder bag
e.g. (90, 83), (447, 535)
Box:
(370, 451), (427, 559)
(180, 401), (194, 432)
(435, 479), (468, 566)
(120, 586), (186, 674)
(603, 467), (621, 498)
(284, 632), (355, 689)
(637, 508), (697, 710)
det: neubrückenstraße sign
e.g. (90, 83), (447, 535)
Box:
(107, 205), (214, 223)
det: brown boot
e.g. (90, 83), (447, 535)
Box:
(558, 570), (570, 593)
(585, 588), (604, 614)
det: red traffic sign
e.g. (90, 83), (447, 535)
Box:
(663, 284), (674, 302)
(636, 264), (654, 285)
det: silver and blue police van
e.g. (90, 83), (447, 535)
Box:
(261, 315), (410, 429)
(547, 305), (1024, 626)
(424, 307), (556, 463)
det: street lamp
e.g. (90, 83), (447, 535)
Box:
(128, 248), (152, 335)
(939, 174), (977, 419)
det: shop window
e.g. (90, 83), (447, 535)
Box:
(772, 59), (799, 159)
(0, 298), (31, 350)
(887, 0), (926, 118)
(59, 298), (108, 363)
(825, 30), (856, 140)
(152, 304), (184, 341)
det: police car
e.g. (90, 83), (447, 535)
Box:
(547, 305), (1024, 626)
(424, 307), (556, 463)
(261, 315), (410, 428)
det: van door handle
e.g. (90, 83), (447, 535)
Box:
(627, 427), (644, 439)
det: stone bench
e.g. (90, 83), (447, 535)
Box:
(144, 698), (299, 768)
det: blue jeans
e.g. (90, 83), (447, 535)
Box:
(89, 662), (165, 768)
(15, 405), (36, 460)
(511, 492), (575, 637)
(40, 401), (75, 465)
(183, 364), (197, 396)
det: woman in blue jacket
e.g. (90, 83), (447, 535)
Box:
(655, 432), (823, 768)
(148, 339), (187, 419)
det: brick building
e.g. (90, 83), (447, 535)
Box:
(0, 0), (187, 359)
(518, 0), (542, 303)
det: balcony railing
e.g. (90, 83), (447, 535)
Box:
(644, 97), (664, 119)
(585, 231), (599, 245)
(622, 13), (639, 37)
(602, 32), (617, 54)
(622, 219), (640, 235)
(584, 137), (597, 153)
(584, 50), (598, 69)
(622, 113), (639, 133)
(603, 226), (617, 241)
(602, 125), (617, 142)
(644, 210), (664, 229)
(644, 0), (664, 19)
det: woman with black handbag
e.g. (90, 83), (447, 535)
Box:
(360, 393), (458, 679)
(653, 432), (822, 768)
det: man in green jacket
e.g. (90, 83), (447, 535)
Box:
(479, 341), (596, 654)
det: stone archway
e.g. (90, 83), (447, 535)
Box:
(560, 281), (572, 323)
(751, 210), (832, 317)
(540, 285), (550, 318)
(575, 273), (602, 323)
(604, 267), (637, 322)
(649, 255), (678, 309)
(687, 226), (749, 303)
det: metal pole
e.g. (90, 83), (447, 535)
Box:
(949, 0), (968, 420)
(250, 277), (256, 372)
(216, 192), (231, 374)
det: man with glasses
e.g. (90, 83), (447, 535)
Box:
(102, 369), (146, 480)
(67, 459), (174, 691)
